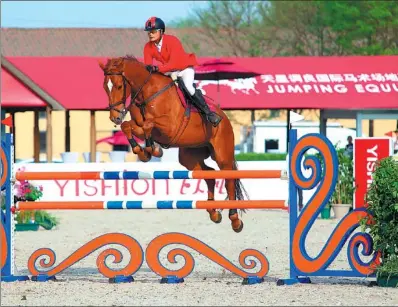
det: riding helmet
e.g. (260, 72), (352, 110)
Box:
(144, 17), (166, 33)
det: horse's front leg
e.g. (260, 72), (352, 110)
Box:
(121, 120), (151, 162)
(142, 119), (163, 158)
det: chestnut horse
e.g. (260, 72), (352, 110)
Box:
(99, 55), (248, 232)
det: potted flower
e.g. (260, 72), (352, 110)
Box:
(361, 157), (398, 288)
(15, 179), (44, 202)
(314, 145), (354, 219)
(14, 180), (59, 231)
(320, 203), (332, 219)
(329, 147), (354, 219)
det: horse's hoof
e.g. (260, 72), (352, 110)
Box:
(208, 210), (222, 224)
(152, 146), (163, 158)
(229, 213), (243, 233)
(232, 220), (244, 233)
(132, 146), (142, 155)
(138, 151), (151, 162)
(145, 146), (153, 155)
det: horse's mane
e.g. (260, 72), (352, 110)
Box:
(104, 54), (143, 71)
(123, 54), (145, 66)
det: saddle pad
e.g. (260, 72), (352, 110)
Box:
(175, 85), (217, 113)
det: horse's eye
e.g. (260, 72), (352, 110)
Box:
(117, 85), (123, 90)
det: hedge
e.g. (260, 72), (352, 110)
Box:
(235, 152), (287, 161)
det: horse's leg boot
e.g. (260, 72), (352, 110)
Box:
(145, 138), (154, 155)
(191, 90), (222, 127)
(129, 138), (151, 161)
(145, 137), (163, 158)
(129, 138), (142, 155)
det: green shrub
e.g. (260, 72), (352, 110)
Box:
(361, 157), (398, 277)
(16, 210), (59, 230)
(235, 152), (287, 161)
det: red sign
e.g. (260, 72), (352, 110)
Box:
(354, 138), (392, 209)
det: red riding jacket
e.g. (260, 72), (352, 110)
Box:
(144, 34), (198, 73)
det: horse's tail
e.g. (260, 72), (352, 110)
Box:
(231, 159), (250, 214)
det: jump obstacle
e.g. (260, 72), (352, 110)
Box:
(1, 130), (380, 285)
(16, 169), (284, 180)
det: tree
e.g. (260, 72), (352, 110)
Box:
(257, 1), (335, 56)
(171, 1), (281, 57)
(322, 1), (398, 55)
(173, 0), (398, 57)
(319, 1), (398, 134)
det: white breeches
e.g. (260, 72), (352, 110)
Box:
(165, 67), (196, 96)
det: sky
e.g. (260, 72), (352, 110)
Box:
(1, 1), (207, 28)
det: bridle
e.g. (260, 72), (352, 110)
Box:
(104, 70), (153, 117)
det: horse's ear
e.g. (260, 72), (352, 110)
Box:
(98, 60), (106, 71)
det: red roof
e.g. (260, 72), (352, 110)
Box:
(5, 55), (398, 110)
(1, 68), (47, 108)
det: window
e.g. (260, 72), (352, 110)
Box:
(39, 111), (46, 119)
(112, 130), (130, 152)
(39, 131), (47, 153)
(264, 139), (279, 152)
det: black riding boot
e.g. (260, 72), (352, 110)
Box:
(190, 90), (222, 127)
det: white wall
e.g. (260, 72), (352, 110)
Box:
(253, 121), (357, 153)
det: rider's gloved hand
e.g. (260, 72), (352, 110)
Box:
(145, 65), (159, 73)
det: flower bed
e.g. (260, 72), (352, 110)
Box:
(1, 175), (60, 231)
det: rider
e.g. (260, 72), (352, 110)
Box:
(143, 16), (222, 127)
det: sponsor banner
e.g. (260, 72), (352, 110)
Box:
(354, 138), (393, 209)
(195, 73), (398, 96)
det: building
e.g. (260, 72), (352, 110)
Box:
(247, 120), (357, 154)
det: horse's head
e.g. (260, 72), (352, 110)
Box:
(99, 55), (163, 125)
(99, 57), (132, 125)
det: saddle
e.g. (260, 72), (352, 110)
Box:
(150, 76), (219, 149)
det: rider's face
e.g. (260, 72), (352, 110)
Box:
(148, 29), (162, 42)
